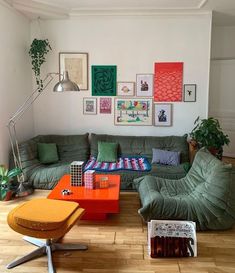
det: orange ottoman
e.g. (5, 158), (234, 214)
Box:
(7, 198), (87, 273)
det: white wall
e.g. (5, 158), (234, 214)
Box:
(209, 26), (235, 157)
(31, 13), (212, 137)
(0, 2), (34, 165)
(211, 26), (235, 59)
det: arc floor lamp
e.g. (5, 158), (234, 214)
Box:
(7, 71), (79, 197)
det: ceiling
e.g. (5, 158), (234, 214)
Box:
(3, 0), (235, 26)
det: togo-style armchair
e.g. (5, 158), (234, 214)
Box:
(134, 148), (235, 230)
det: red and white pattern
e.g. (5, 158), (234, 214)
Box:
(154, 62), (183, 102)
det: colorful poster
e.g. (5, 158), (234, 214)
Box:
(154, 62), (183, 102)
(114, 98), (152, 126)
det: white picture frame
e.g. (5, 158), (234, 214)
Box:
(184, 84), (197, 102)
(154, 103), (172, 127)
(136, 74), (154, 97)
(117, 82), (135, 96)
(83, 98), (97, 115)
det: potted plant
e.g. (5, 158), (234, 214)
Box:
(0, 166), (22, 201)
(29, 38), (51, 91)
(190, 117), (230, 159)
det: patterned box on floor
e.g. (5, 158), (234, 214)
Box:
(148, 220), (197, 258)
(84, 170), (95, 189)
(70, 161), (84, 186)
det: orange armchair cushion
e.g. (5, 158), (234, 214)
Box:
(14, 199), (79, 231)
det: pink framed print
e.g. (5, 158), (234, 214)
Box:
(99, 98), (112, 114)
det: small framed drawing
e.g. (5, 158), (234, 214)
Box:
(114, 98), (153, 126)
(59, 52), (88, 90)
(136, 74), (154, 97)
(154, 103), (172, 127)
(117, 82), (135, 96)
(183, 84), (196, 102)
(83, 98), (97, 115)
(99, 98), (112, 114)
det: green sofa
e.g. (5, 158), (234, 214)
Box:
(15, 133), (190, 190)
(90, 133), (190, 190)
(17, 134), (89, 189)
(134, 148), (235, 230)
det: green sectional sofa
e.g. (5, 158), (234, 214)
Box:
(90, 133), (190, 190)
(134, 148), (235, 230)
(17, 134), (89, 189)
(15, 133), (190, 190)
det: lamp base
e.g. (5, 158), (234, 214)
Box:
(15, 182), (34, 198)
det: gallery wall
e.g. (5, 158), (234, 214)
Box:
(0, 2), (34, 165)
(31, 13), (212, 137)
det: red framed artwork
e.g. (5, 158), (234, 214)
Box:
(154, 62), (183, 102)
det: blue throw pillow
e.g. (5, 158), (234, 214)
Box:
(152, 148), (180, 166)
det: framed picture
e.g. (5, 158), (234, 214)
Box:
(99, 98), (112, 114)
(114, 98), (153, 126)
(136, 74), (154, 97)
(184, 84), (197, 102)
(117, 82), (135, 96)
(154, 103), (172, 127)
(83, 98), (97, 115)
(59, 52), (88, 90)
(154, 62), (183, 102)
(92, 65), (117, 96)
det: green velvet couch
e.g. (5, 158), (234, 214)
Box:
(134, 148), (235, 230)
(90, 133), (190, 190)
(15, 133), (190, 190)
(17, 134), (89, 189)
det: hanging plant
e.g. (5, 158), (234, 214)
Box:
(29, 39), (52, 91)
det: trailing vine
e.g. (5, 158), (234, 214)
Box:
(29, 39), (52, 91)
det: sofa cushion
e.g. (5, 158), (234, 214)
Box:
(152, 148), (180, 166)
(97, 142), (118, 162)
(37, 143), (59, 164)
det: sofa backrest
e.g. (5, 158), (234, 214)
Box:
(18, 134), (90, 167)
(90, 133), (189, 163)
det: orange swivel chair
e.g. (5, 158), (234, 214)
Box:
(7, 198), (87, 273)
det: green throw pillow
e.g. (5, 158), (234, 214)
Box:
(37, 143), (59, 164)
(97, 142), (118, 162)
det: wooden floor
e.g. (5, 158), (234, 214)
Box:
(0, 189), (235, 273)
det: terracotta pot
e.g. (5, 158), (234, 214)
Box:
(3, 191), (12, 201)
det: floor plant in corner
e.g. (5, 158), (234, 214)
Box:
(0, 166), (22, 201)
(190, 117), (230, 159)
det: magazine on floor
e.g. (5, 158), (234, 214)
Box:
(148, 220), (197, 258)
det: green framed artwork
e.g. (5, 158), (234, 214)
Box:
(92, 65), (117, 96)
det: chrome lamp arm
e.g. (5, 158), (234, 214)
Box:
(7, 72), (60, 195)
(7, 70), (79, 197)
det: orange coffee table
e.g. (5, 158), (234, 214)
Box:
(47, 174), (120, 220)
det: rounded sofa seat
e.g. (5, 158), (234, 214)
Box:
(134, 148), (235, 230)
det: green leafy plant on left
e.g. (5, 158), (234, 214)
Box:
(0, 166), (22, 200)
(29, 39), (52, 92)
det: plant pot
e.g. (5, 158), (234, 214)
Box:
(3, 191), (12, 201)
(208, 147), (223, 160)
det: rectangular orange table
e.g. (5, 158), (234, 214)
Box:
(47, 174), (120, 220)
